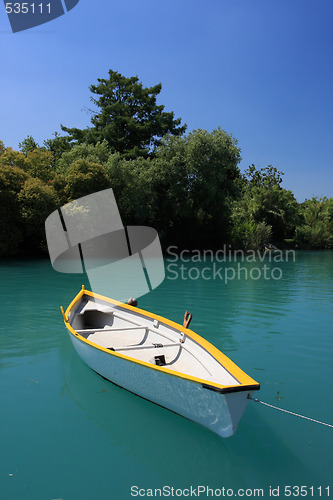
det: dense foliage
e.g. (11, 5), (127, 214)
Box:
(1, 134), (332, 257)
(0, 70), (332, 257)
(231, 165), (300, 249)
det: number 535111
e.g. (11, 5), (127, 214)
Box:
(5, 3), (51, 14)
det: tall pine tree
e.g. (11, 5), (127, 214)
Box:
(61, 70), (186, 159)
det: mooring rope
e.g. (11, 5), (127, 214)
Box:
(248, 395), (333, 429)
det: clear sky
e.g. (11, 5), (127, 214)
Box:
(1, 0), (332, 201)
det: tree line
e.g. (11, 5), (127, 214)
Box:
(0, 70), (332, 257)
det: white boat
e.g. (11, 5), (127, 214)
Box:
(61, 286), (260, 438)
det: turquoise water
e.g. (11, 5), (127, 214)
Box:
(1, 252), (332, 500)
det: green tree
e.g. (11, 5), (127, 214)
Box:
(295, 197), (333, 248)
(0, 140), (6, 155)
(0, 147), (26, 170)
(19, 135), (39, 155)
(108, 129), (242, 248)
(0, 165), (29, 256)
(44, 131), (73, 167)
(56, 141), (112, 175)
(231, 165), (299, 248)
(61, 70), (186, 159)
(104, 154), (145, 225)
(0, 145), (54, 182)
(24, 149), (54, 182)
(244, 164), (284, 188)
(18, 178), (58, 253)
(154, 129), (241, 246)
(231, 219), (272, 251)
(64, 159), (111, 200)
(0, 164), (29, 193)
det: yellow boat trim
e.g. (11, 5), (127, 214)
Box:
(63, 288), (260, 392)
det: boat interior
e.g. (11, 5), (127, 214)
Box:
(69, 296), (241, 386)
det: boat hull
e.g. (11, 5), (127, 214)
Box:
(68, 331), (253, 438)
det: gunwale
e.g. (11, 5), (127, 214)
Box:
(63, 286), (260, 394)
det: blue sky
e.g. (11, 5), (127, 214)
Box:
(1, 0), (332, 201)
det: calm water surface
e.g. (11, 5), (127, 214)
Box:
(1, 252), (332, 499)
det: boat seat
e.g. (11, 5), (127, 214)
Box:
(86, 328), (148, 348)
